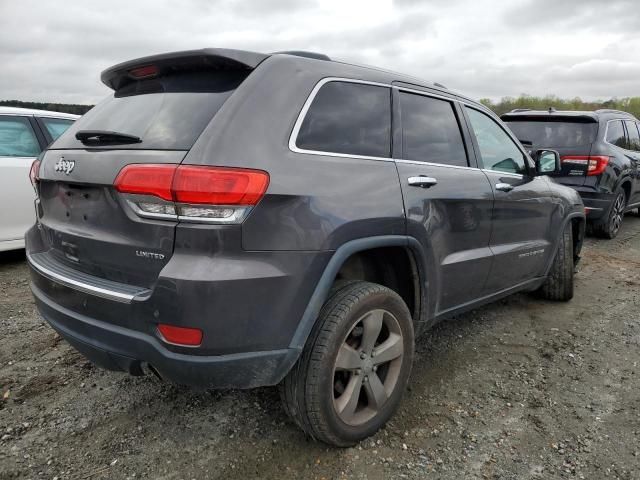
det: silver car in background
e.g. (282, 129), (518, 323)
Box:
(0, 107), (78, 251)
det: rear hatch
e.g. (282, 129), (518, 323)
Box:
(34, 49), (265, 289)
(502, 114), (599, 186)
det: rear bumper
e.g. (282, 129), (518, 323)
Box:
(572, 189), (613, 221)
(31, 282), (299, 388)
(25, 225), (331, 388)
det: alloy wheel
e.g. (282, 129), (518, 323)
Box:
(332, 309), (404, 426)
(610, 193), (625, 236)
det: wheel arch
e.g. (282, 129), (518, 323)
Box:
(288, 236), (429, 352)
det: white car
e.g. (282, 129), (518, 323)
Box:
(0, 107), (79, 251)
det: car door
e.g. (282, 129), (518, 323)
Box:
(393, 89), (494, 314)
(0, 115), (43, 246)
(463, 106), (557, 293)
(623, 121), (640, 207)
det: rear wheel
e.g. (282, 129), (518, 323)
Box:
(279, 281), (414, 447)
(593, 188), (626, 239)
(537, 222), (574, 301)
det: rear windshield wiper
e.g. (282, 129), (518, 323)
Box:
(75, 130), (142, 145)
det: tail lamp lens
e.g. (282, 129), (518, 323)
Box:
(561, 155), (609, 176)
(157, 324), (203, 347)
(29, 159), (40, 188)
(114, 164), (269, 223)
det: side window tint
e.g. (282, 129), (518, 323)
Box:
(399, 92), (468, 167)
(606, 120), (627, 148)
(0, 116), (40, 157)
(296, 81), (391, 158)
(465, 108), (527, 175)
(624, 121), (640, 152)
(41, 117), (74, 141)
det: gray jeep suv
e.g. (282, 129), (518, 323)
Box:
(26, 49), (585, 446)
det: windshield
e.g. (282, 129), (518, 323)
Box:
(51, 70), (248, 150)
(505, 120), (598, 148)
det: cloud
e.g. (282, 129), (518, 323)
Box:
(0, 0), (637, 104)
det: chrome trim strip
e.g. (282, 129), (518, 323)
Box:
(395, 159), (479, 171)
(584, 206), (603, 211)
(481, 169), (524, 179)
(27, 253), (141, 304)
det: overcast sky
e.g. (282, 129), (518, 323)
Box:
(1, 0), (638, 104)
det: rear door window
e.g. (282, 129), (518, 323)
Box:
(606, 120), (627, 148)
(52, 70), (249, 150)
(399, 92), (468, 167)
(40, 117), (74, 141)
(295, 81), (391, 158)
(0, 116), (41, 157)
(466, 108), (527, 175)
(624, 121), (640, 151)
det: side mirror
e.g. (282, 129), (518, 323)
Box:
(535, 149), (561, 175)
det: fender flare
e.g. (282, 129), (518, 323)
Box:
(288, 235), (428, 351)
(543, 211), (585, 275)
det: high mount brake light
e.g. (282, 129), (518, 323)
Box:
(114, 164), (269, 224)
(128, 65), (159, 79)
(561, 155), (609, 176)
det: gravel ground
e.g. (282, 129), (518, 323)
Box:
(1, 217), (639, 480)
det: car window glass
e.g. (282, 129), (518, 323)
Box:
(0, 116), (40, 157)
(399, 92), (467, 167)
(296, 81), (391, 158)
(41, 117), (74, 141)
(624, 121), (640, 152)
(606, 120), (627, 148)
(465, 108), (526, 174)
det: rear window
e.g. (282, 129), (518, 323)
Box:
(504, 119), (597, 148)
(51, 70), (248, 150)
(295, 81), (391, 158)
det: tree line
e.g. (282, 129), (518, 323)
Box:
(2, 95), (640, 119)
(480, 95), (640, 118)
(0, 100), (93, 115)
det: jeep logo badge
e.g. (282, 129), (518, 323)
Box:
(54, 157), (75, 175)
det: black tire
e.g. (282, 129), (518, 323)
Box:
(537, 222), (574, 301)
(593, 187), (626, 239)
(279, 281), (415, 447)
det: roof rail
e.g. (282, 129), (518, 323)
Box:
(595, 109), (633, 116)
(509, 108), (532, 113)
(433, 82), (447, 89)
(272, 51), (331, 61)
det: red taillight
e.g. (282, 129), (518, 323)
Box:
(113, 164), (269, 223)
(157, 324), (203, 347)
(129, 65), (158, 79)
(172, 166), (269, 205)
(114, 164), (176, 200)
(561, 155), (609, 176)
(29, 159), (40, 187)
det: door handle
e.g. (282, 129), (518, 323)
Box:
(408, 176), (438, 188)
(495, 182), (514, 192)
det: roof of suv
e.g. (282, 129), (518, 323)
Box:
(0, 106), (79, 119)
(501, 108), (637, 122)
(100, 48), (476, 105)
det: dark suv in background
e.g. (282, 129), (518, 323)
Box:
(26, 48), (585, 446)
(502, 109), (640, 238)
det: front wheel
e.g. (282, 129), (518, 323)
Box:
(279, 281), (415, 447)
(537, 222), (574, 301)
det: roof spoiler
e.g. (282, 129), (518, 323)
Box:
(101, 48), (269, 90)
